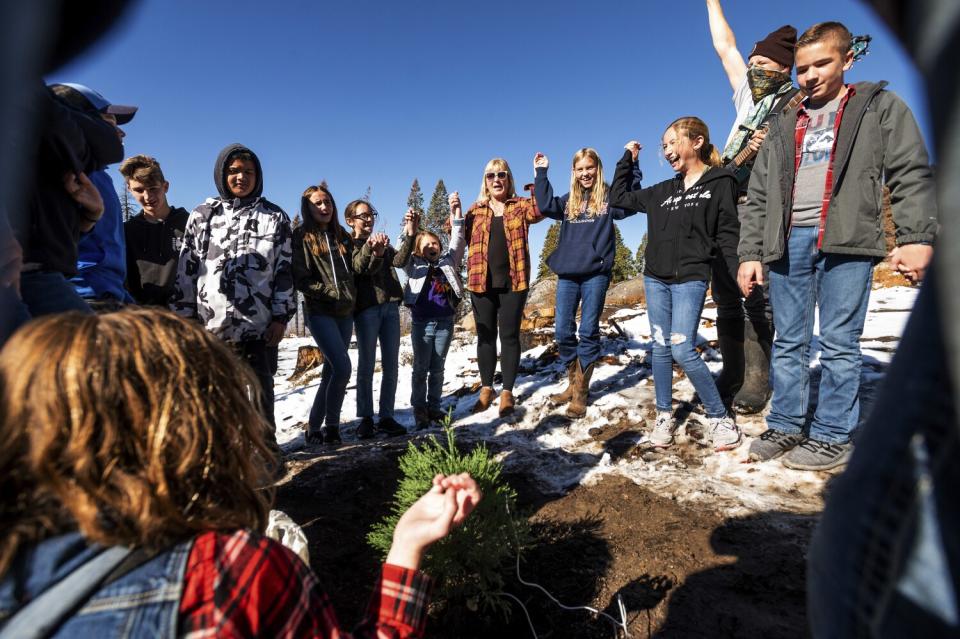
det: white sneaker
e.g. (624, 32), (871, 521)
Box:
(708, 414), (742, 451)
(649, 411), (675, 448)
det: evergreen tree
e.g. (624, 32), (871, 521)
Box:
(536, 221), (561, 281)
(635, 231), (648, 274)
(319, 178), (328, 189)
(118, 185), (137, 222)
(424, 179), (451, 250)
(362, 185), (372, 202)
(406, 178), (425, 217)
(610, 226), (637, 283)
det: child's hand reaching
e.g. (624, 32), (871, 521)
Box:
(402, 208), (418, 236)
(386, 473), (482, 570)
(448, 192), (462, 219)
(624, 141), (642, 162)
(533, 152), (549, 170)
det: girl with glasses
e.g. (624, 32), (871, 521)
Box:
(464, 158), (544, 417)
(609, 118), (742, 452)
(532, 148), (642, 418)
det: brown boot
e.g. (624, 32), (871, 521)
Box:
(566, 362), (594, 418)
(472, 386), (496, 413)
(549, 361), (579, 405)
(499, 390), (515, 417)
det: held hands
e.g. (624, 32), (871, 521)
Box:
(533, 152), (549, 170)
(65, 172), (104, 232)
(448, 191), (462, 219)
(367, 232), (390, 257)
(737, 261), (764, 297)
(402, 208), (419, 236)
(386, 473), (482, 570)
(889, 244), (933, 284)
(624, 141), (642, 162)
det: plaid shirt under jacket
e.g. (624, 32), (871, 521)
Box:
(465, 197), (543, 294)
(179, 530), (432, 638)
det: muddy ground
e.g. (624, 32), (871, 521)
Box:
(276, 430), (817, 639)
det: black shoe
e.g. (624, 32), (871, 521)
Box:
(356, 417), (376, 440)
(323, 425), (342, 445)
(304, 430), (324, 446)
(377, 417), (407, 437)
(428, 408), (449, 423)
(413, 408), (430, 431)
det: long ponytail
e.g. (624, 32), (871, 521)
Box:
(666, 117), (721, 167)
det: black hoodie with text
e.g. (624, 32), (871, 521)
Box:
(609, 150), (740, 284)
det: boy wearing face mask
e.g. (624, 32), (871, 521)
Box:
(705, 1), (801, 415)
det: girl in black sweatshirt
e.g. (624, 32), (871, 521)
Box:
(609, 117), (741, 453)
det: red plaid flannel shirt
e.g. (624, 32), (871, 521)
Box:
(178, 530), (432, 638)
(793, 85), (855, 249)
(465, 198), (543, 293)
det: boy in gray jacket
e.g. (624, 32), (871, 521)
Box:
(737, 21), (937, 470)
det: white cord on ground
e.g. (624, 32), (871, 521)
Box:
(496, 591), (539, 638)
(505, 501), (631, 638)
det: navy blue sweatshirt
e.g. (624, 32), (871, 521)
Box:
(533, 163), (642, 278)
(609, 150), (740, 284)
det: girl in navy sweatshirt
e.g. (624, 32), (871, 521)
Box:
(608, 117), (742, 452)
(533, 148), (641, 418)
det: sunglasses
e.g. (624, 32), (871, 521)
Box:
(485, 171), (509, 181)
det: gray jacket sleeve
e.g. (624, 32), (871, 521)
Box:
(879, 91), (939, 245)
(738, 138), (770, 262)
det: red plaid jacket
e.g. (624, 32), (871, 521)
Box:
(465, 198), (543, 293)
(178, 530), (432, 638)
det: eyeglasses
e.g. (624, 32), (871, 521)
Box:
(354, 213), (377, 222)
(485, 171), (509, 181)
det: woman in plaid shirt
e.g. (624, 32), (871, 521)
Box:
(464, 158), (544, 417)
(0, 308), (480, 638)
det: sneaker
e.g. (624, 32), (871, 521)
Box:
(304, 430), (324, 446)
(782, 438), (853, 471)
(377, 417), (407, 437)
(323, 425), (342, 445)
(356, 417), (376, 440)
(413, 407), (430, 431)
(649, 411), (675, 448)
(748, 429), (804, 462)
(707, 414), (742, 451)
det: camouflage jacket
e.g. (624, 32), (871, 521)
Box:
(171, 197), (295, 343)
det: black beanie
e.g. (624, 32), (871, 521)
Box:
(749, 25), (797, 68)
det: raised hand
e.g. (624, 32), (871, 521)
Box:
(624, 141), (643, 162)
(448, 191), (462, 219)
(533, 152), (549, 170)
(386, 473), (482, 570)
(402, 207), (417, 236)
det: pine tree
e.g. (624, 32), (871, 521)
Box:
(610, 226), (637, 283)
(635, 231), (648, 274)
(424, 179), (451, 250)
(536, 221), (561, 281)
(406, 178), (424, 217)
(362, 185), (372, 202)
(118, 185), (137, 222)
(319, 178), (328, 189)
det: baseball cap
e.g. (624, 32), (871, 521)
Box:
(50, 82), (138, 124)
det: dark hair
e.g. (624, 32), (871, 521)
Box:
(227, 150), (256, 165)
(797, 21), (852, 55)
(301, 185), (349, 257)
(344, 199), (378, 222)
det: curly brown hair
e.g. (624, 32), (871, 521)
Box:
(0, 309), (275, 577)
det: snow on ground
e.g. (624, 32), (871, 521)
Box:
(273, 285), (918, 518)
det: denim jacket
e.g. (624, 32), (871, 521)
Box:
(402, 218), (465, 305)
(0, 532), (191, 638)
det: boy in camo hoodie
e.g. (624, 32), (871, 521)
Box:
(172, 143), (295, 439)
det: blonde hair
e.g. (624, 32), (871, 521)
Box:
(477, 158), (517, 204)
(119, 154), (166, 186)
(566, 148), (608, 220)
(666, 117), (722, 168)
(414, 231), (442, 257)
(0, 309), (275, 576)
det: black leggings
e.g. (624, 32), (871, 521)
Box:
(471, 288), (528, 391)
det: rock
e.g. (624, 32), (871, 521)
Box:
(525, 276), (557, 309)
(605, 278), (646, 306)
(289, 345), (323, 381)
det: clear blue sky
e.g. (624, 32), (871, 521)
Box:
(52, 0), (929, 276)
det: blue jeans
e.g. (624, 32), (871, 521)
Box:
(411, 317), (454, 410)
(767, 226), (874, 443)
(354, 302), (400, 419)
(555, 273), (610, 369)
(306, 314), (354, 431)
(645, 276), (726, 418)
(19, 271), (92, 317)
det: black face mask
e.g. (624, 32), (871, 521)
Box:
(747, 66), (791, 102)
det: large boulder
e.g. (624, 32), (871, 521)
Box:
(522, 277), (557, 331)
(605, 277), (646, 306)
